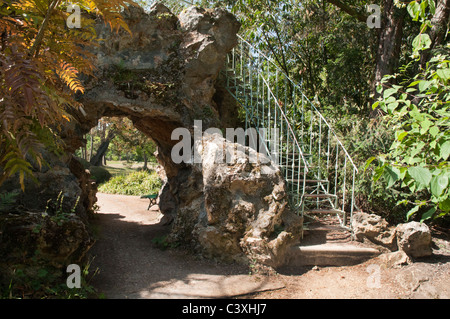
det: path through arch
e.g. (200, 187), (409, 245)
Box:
(87, 193), (285, 298)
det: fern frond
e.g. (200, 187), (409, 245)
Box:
(56, 62), (85, 94)
(3, 48), (45, 115)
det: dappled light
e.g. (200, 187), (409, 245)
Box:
(0, 0), (449, 301)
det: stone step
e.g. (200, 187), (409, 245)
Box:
(307, 209), (344, 215)
(287, 179), (329, 184)
(286, 243), (381, 267)
(303, 193), (337, 199)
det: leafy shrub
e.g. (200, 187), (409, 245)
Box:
(88, 166), (112, 184)
(98, 170), (162, 196)
(366, 0), (450, 224)
(370, 54), (450, 222)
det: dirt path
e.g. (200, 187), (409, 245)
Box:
(88, 193), (450, 299)
(88, 193), (283, 298)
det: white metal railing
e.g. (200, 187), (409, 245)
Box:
(224, 35), (358, 229)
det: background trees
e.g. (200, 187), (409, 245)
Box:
(76, 117), (157, 169)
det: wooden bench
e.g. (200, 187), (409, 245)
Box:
(140, 194), (158, 210)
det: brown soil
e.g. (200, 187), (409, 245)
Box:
(88, 193), (450, 299)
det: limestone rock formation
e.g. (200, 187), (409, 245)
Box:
(168, 133), (302, 267)
(396, 222), (432, 258)
(352, 212), (397, 251)
(0, 4), (301, 268)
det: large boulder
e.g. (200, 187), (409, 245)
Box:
(0, 210), (94, 267)
(168, 133), (303, 267)
(396, 222), (432, 258)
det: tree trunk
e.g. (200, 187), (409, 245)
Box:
(370, 0), (406, 117)
(90, 130), (115, 166)
(143, 151), (148, 170)
(326, 0), (406, 116)
(89, 133), (94, 161)
(420, 0), (450, 68)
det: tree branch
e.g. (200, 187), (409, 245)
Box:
(327, 0), (368, 23)
(29, 0), (61, 58)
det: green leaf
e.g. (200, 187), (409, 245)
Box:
(383, 87), (398, 99)
(430, 174), (448, 197)
(406, 205), (420, 220)
(440, 141), (450, 160)
(397, 199), (408, 206)
(387, 101), (399, 113)
(436, 68), (450, 80)
(373, 165), (385, 182)
(420, 119), (432, 134)
(427, 0), (436, 14)
(421, 207), (436, 222)
(383, 165), (400, 188)
(419, 1), (428, 18)
(418, 79), (432, 92)
(408, 166), (432, 190)
(413, 33), (431, 52)
(364, 156), (377, 173)
(407, 1), (420, 20)
(439, 198), (450, 212)
(396, 131), (408, 142)
(429, 126), (439, 137)
(410, 141), (426, 158)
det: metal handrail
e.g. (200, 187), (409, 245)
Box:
(224, 35), (358, 229)
(237, 35), (358, 173)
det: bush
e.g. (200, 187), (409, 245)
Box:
(369, 47), (450, 222)
(88, 166), (112, 184)
(98, 170), (162, 196)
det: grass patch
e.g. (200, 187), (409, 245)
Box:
(98, 170), (162, 196)
(101, 165), (134, 177)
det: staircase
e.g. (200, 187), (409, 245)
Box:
(223, 36), (380, 266)
(224, 36), (358, 230)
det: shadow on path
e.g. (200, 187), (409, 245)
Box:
(87, 193), (284, 299)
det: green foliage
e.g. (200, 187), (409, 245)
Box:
(372, 50), (450, 222)
(370, 1), (449, 223)
(107, 117), (157, 164)
(98, 170), (162, 196)
(32, 191), (80, 233)
(88, 166), (112, 184)
(1, 259), (101, 299)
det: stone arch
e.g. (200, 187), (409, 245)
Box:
(1, 4), (302, 268)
